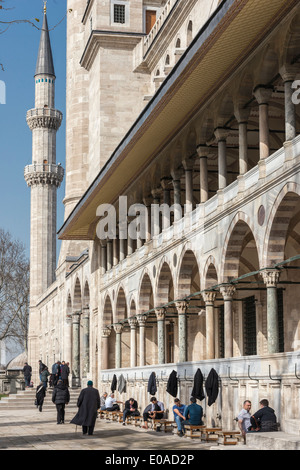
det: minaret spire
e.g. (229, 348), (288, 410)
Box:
(35, 5), (55, 78)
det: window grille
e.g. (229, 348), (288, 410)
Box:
(114, 4), (126, 24)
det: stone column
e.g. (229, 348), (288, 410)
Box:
(128, 317), (138, 367)
(106, 240), (113, 270)
(100, 242), (107, 275)
(137, 314), (147, 366)
(220, 284), (236, 358)
(171, 171), (182, 222)
(101, 327), (111, 370)
(143, 197), (152, 242)
(203, 291), (217, 359)
(234, 107), (250, 175)
(214, 128), (229, 190)
(72, 311), (81, 387)
(119, 236), (126, 262)
(161, 178), (171, 230)
(155, 308), (166, 364)
(279, 65), (297, 142)
(183, 159), (194, 213)
(196, 146), (209, 203)
(82, 306), (90, 377)
(175, 301), (188, 363)
(113, 323), (123, 369)
(151, 188), (161, 236)
(253, 86), (273, 160)
(260, 269), (281, 354)
(113, 236), (119, 266)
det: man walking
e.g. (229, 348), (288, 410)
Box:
(71, 380), (100, 435)
(22, 362), (32, 388)
(52, 379), (70, 424)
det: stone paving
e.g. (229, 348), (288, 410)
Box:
(0, 405), (212, 451)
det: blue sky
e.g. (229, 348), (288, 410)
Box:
(0, 0), (67, 257)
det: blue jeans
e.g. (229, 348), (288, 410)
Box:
(174, 415), (184, 432)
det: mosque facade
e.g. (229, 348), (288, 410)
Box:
(26, 0), (300, 431)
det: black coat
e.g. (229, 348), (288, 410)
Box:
(147, 372), (157, 395)
(191, 368), (205, 401)
(60, 364), (70, 380)
(205, 368), (219, 406)
(166, 370), (178, 397)
(23, 365), (32, 378)
(111, 374), (117, 392)
(52, 383), (70, 405)
(70, 386), (100, 427)
(36, 384), (46, 405)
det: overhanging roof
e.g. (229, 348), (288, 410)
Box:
(58, 0), (299, 241)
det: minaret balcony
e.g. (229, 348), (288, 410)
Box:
(26, 108), (63, 130)
(24, 162), (64, 188)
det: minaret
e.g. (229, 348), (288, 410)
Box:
(24, 4), (64, 305)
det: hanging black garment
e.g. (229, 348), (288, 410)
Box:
(111, 374), (117, 392)
(191, 368), (205, 401)
(147, 371), (157, 395)
(205, 368), (219, 406)
(166, 370), (178, 397)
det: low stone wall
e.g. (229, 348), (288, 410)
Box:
(99, 352), (300, 433)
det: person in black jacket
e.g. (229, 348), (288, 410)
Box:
(35, 382), (46, 412)
(52, 379), (70, 424)
(250, 399), (278, 432)
(60, 361), (70, 387)
(22, 363), (32, 388)
(70, 380), (100, 435)
(122, 398), (140, 425)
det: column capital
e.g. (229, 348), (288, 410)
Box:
(137, 313), (148, 326)
(253, 86), (273, 105)
(171, 168), (182, 181)
(202, 290), (217, 304)
(214, 127), (230, 142)
(279, 64), (299, 83)
(101, 327), (111, 338)
(196, 145), (208, 157)
(182, 158), (194, 171)
(128, 317), (138, 328)
(160, 177), (172, 190)
(175, 301), (188, 314)
(151, 188), (161, 200)
(113, 323), (123, 334)
(234, 105), (250, 124)
(260, 268), (280, 287)
(155, 307), (166, 321)
(220, 283), (236, 300)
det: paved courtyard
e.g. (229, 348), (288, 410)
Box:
(0, 406), (211, 452)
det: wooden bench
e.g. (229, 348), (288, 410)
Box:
(201, 427), (222, 442)
(184, 424), (206, 438)
(216, 430), (241, 445)
(159, 419), (175, 433)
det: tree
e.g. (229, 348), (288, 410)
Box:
(0, 228), (29, 353)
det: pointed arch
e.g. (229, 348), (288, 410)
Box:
(73, 277), (82, 312)
(138, 270), (154, 314)
(263, 183), (300, 267)
(115, 285), (127, 323)
(156, 259), (174, 306)
(177, 247), (200, 298)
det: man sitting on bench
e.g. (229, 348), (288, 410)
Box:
(122, 397), (140, 425)
(183, 397), (203, 433)
(142, 397), (164, 429)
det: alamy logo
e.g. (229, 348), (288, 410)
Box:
(0, 81), (6, 104)
(292, 80), (300, 105)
